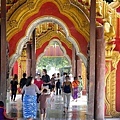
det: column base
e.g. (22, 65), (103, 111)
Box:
(82, 89), (87, 95)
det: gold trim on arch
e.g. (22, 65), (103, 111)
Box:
(7, 0), (89, 42)
(36, 30), (72, 50)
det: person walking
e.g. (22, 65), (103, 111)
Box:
(63, 75), (72, 113)
(10, 74), (18, 101)
(20, 73), (27, 101)
(72, 77), (80, 102)
(42, 69), (51, 89)
(78, 76), (83, 97)
(39, 88), (51, 120)
(56, 79), (61, 95)
(22, 76), (41, 120)
(51, 74), (56, 92)
(20, 73), (27, 89)
(34, 74), (43, 103)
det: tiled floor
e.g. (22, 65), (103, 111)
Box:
(8, 94), (87, 120)
(7, 94), (120, 120)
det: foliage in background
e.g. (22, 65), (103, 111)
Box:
(36, 56), (70, 72)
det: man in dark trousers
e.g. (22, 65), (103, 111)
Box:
(20, 73), (27, 101)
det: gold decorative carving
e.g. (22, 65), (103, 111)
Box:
(96, 0), (103, 16)
(7, 0), (90, 42)
(36, 30), (72, 50)
(111, 51), (120, 68)
(63, 2), (71, 10)
(81, 20), (89, 28)
(110, 0), (120, 9)
(27, 1), (35, 10)
(18, 49), (27, 82)
(81, 62), (87, 90)
(7, 0), (14, 4)
(8, 20), (18, 28)
(105, 43), (116, 58)
(7, 0), (26, 20)
(81, 0), (90, 6)
(21, 49), (27, 58)
(105, 60), (112, 116)
(103, 1), (118, 60)
(104, 13), (116, 43)
(105, 51), (120, 117)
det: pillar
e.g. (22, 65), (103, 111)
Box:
(77, 56), (82, 77)
(0, 0), (7, 102)
(26, 43), (32, 77)
(94, 26), (105, 120)
(72, 45), (76, 77)
(87, 0), (96, 119)
(31, 29), (36, 77)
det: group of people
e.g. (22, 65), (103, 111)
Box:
(5, 69), (83, 120)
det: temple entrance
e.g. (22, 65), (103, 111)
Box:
(2, 0), (120, 119)
(9, 36), (88, 119)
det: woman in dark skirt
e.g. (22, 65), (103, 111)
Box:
(22, 77), (41, 120)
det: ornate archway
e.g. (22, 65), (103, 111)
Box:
(7, 1), (89, 70)
(36, 39), (71, 65)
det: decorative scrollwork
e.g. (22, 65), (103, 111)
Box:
(27, 1), (35, 10)
(8, 20), (18, 28)
(96, 1), (103, 16)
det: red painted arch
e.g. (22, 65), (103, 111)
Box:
(36, 38), (72, 60)
(9, 2), (88, 58)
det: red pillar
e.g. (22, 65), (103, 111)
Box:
(0, 0), (7, 102)
(72, 45), (76, 77)
(95, 26), (105, 120)
(87, 0), (96, 119)
(31, 29), (36, 77)
(77, 57), (82, 77)
(26, 43), (32, 77)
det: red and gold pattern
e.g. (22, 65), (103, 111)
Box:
(6, 0), (120, 117)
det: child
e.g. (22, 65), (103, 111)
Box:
(47, 89), (55, 108)
(39, 89), (51, 120)
(0, 101), (15, 120)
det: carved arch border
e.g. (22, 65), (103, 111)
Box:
(36, 30), (72, 60)
(7, 0), (89, 41)
(36, 39), (71, 66)
(9, 17), (87, 74)
(36, 30), (72, 51)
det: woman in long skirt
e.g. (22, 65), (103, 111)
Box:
(72, 77), (80, 102)
(22, 77), (41, 120)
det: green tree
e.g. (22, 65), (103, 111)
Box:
(36, 56), (70, 72)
